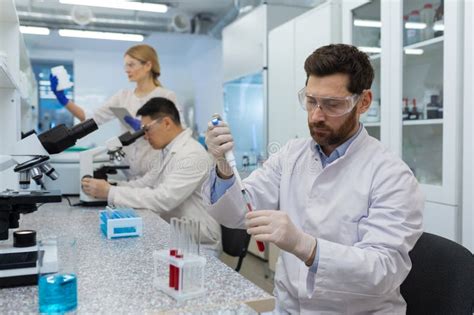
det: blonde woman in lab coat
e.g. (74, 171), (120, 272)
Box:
(50, 44), (181, 180)
(205, 44), (423, 313)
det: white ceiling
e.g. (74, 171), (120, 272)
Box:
(17, 0), (324, 53)
(15, 0), (322, 35)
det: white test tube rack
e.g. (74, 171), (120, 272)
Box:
(153, 217), (206, 301)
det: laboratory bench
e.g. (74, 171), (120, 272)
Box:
(0, 198), (274, 313)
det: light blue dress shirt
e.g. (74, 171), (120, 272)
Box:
(210, 124), (363, 274)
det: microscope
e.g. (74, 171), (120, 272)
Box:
(79, 128), (145, 206)
(0, 119), (98, 287)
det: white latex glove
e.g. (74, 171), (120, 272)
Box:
(206, 120), (234, 177)
(246, 210), (317, 264)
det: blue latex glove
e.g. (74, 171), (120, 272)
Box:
(49, 74), (69, 106)
(124, 115), (141, 131)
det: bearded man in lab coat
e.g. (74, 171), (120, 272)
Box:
(82, 97), (222, 254)
(205, 44), (423, 313)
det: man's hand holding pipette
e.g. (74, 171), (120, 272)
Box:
(206, 115), (265, 252)
(206, 119), (234, 179)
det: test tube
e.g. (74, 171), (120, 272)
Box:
(169, 218), (178, 288)
(175, 219), (183, 291)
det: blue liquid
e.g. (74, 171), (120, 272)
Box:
(39, 273), (77, 313)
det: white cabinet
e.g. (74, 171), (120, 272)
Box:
(462, 0), (474, 252)
(0, 0), (37, 190)
(342, 0), (464, 243)
(268, 0), (342, 148)
(222, 4), (306, 82)
(0, 0), (22, 191)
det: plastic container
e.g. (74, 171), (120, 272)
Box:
(50, 65), (73, 91)
(100, 207), (143, 239)
(406, 10), (422, 45)
(403, 15), (409, 46)
(153, 249), (206, 302)
(421, 3), (435, 41)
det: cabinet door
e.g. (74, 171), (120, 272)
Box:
(268, 21), (297, 149)
(222, 6), (266, 82)
(294, 1), (342, 139)
(462, 0), (474, 252)
(401, 0), (462, 204)
(346, 0), (382, 140)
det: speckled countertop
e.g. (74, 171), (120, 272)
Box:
(0, 199), (273, 314)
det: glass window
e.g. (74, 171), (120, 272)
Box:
(402, 0), (444, 185)
(352, 0), (381, 140)
(32, 60), (74, 132)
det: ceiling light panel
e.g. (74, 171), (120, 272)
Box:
(59, 29), (144, 41)
(59, 0), (168, 13)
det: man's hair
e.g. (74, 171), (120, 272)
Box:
(136, 97), (181, 125)
(304, 44), (374, 94)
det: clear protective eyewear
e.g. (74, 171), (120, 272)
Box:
(124, 60), (145, 70)
(298, 87), (360, 117)
(141, 118), (161, 133)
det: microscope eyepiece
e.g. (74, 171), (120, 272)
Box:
(38, 119), (98, 154)
(69, 119), (98, 140)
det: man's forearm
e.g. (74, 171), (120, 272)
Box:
(216, 157), (234, 178)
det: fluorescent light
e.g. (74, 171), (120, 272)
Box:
(59, 0), (167, 13)
(353, 19), (382, 28)
(433, 21), (445, 32)
(20, 26), (50, 35)
(405, 22), (427, 29)
(358, 46), (381, 54)
(404, 48), (424, 55)
(59, 29), (144, 42)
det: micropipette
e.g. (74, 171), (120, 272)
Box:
(211, 114), (265, 253)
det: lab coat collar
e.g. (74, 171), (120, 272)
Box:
(310, 124), (368, 162)
(162, 128), (192, 157)
(314, 123), (363, 167)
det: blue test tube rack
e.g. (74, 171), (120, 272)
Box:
(99, 207), (143, 239)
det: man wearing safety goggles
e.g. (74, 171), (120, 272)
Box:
(82, 97), (222, 255)
(205, 44), (423, 313)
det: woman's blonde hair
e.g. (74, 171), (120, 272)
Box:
(125, 44), (162, 87)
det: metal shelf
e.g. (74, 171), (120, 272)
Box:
(404, 36), (444, 50)
(403, 118), (443, 126)
(364, 122), (381, 127)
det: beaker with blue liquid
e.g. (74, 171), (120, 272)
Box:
(38, 237), (78, 313)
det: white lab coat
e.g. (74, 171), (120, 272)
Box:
(205, 128), (423, 314)
(108, 129), (222, 252)
(85, 87), (182, 180)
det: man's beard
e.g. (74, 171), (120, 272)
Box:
(308, 108), (358, 148)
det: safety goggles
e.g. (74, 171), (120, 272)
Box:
(141, 118), (161, 133)
(124, 60), (146, 70)
(297, 87), (360, 117)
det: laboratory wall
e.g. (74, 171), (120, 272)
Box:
(26, 32), (223, 145)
